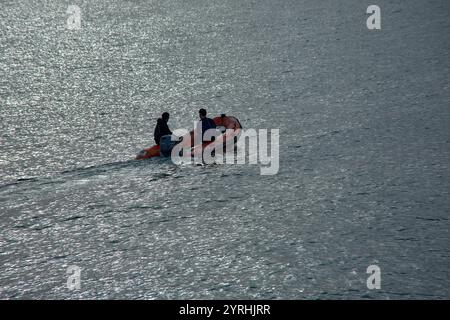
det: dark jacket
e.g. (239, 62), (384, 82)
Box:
(197, 117), (216, 141)
(154, 118), (172, 145)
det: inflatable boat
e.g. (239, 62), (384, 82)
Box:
(135, 115), (242, 160)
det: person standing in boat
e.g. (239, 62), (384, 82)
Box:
(153, 112), (172, 145)
(197, 108), (216, 142)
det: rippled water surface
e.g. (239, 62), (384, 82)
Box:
(1, 0), (449, 299)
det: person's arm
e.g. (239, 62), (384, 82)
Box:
(163, 122), (172, 135)
(154, 123), (161, 144)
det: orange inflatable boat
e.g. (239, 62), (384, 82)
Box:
(135, 115), (242, 160)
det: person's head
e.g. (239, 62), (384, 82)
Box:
(199, 108), (207, 119)
(162, 112), (170, 122)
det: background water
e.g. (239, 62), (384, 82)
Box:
(1, 0), (449, 299)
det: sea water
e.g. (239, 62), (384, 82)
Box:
(0, 0), (449, 299)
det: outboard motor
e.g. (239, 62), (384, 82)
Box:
(160, 134), (177, 157)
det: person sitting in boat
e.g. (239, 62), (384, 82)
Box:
(153, 112), (172, 145)
(197, 108), (216, 142)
